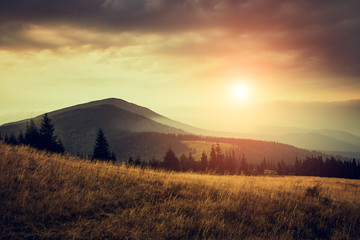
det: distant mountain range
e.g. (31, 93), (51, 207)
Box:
(0, 98), (359, 161)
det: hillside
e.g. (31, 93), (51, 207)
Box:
(0, 101), (187, 157)
(0, 98), (327, 164)
(1, 98), (358, 161)
(1, 143), (359, 239)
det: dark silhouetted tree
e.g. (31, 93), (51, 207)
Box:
(200, 151), (208, 171)
(209, 145), (217, 170)
(25, 119), (40, 148)
(134, 156), (141, 166)
(225, 150), (236, 174)
(4, 134), (9, 144)
(55, 139), (65, 153)
(128, 157), (134, 165)
(40, 114), (55, 149)
(8, 133), (18, 145)
(17, 131), (25, 145)
(92, 128), (111, 161)
(215, 143), (224, 172)
(36, 114), (64, 153)
(0, 132), (2, 141)
(163, 148), (179, 171)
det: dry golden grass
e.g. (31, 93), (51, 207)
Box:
(1, 143), (360, 239)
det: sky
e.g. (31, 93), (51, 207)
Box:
(1, 0), (360, 133)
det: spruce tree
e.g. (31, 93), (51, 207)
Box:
(209, 145), (217, 170)
(18, 130), (25, 145)
(9, 133), (18, 145)
(92, 128), (111, 161)
(55, 139), (65, 153)
(39, 113), (56, 151)
(25, 119), (40, 148)
(200, 151), (208, 171)
(215, 143), (224, 172)
(163, 148), (179, 171)
(38, 114), (64, 153)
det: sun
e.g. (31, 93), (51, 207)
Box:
(232, 84), (251, 101)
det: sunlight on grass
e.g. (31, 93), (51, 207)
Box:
(0, 143), (359, 239)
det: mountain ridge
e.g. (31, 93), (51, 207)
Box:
(0, 98), (359, 161)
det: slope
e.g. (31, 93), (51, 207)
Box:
(1, 144), (359, 239)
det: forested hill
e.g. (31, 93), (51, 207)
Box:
(0, 98), (334, 164)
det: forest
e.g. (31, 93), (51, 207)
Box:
(1, 114), (359, 180)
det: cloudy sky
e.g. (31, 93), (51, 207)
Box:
(1, 0), (360, 133)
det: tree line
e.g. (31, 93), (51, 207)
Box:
(0, 114), (116, 161)
(1, 114), (65, 153)
(125, 144), (360, 179)
(1, 115), (359, 179)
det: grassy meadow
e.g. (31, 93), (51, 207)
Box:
(1, 143), (360, 239)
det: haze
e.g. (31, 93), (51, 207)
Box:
(1, 0), (360, 135)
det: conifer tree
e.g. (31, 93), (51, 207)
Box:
(0, 132), (2, 142)
(39, 113), (56, 150)
(128, 157), (134, 165)
(25, 119), (40, 148)
(55, 139), (65, 153)
(209, 145), (217, 170)
(17, 130), (25, 145)
(163, 148), (179, 171)
(134, 156), (141, 166)
(92, 128), (111, 161)
(9, 133), (18, 145)
(215, 143), (224, 172)
(200, 151), (208, 171)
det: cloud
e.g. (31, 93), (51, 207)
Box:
(1, 0), (360, 77)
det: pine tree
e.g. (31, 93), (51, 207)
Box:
(55, 139), (65, 153)
(134, 156), (141, 166)
(0, 132), (2, 141)
(163, 148), (179, 171)
(215, 143), (224, 172)
(9, 133), (18, 145)
(200, 151), (208, 171)
(128, 157), (134, 165)
(39, 113), (56, 151)
(17, 131), (25, 145)
(209, 145), (217, 170)
(25, 119), (40, 148)
(92, 128), (111, 161)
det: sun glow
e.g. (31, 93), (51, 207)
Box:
(232, 84), (251, 102)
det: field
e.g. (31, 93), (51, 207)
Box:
(1, 143), (360, 239)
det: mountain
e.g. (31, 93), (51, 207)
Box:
(0, 99), (189, 156)
(0, 98), (356, 162)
